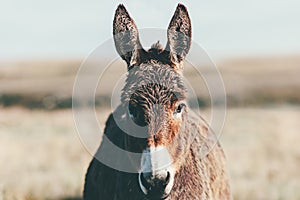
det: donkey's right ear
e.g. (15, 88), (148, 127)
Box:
(113, 4), (143, 68)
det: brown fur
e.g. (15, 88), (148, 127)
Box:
(84, 4), (232, 200)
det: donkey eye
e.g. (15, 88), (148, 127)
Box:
(129, 111), (135, 120)
(174, 103), (186, 115)
(128, 105), (136, 120)
(128, 105), (147, 126)
(129, 110), (137, 121)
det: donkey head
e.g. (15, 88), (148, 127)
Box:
(113, 4), (191, 199)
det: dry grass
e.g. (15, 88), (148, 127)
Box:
(221, 106), (300, 200)
(219, 55), (300, 105)
(0, 55), (300, 108)
(0, 55), (299, 199)
(0, 107), (109, 200)
(0, 106), (299, 199)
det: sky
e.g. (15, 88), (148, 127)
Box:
(1, 0), (299, 61)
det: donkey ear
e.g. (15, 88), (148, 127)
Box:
(113, 4), (143, 68)
(166, 4), (192, 70)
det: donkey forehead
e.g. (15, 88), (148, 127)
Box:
(128, 62), (182, 85)
(124, 63), (186, 104)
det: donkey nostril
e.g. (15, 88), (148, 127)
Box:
(140, 171), (171, 191)
(165, 171), (171, 185)
(140, 172), (152, 190)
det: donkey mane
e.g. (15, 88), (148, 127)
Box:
(127, 42), (173, 71)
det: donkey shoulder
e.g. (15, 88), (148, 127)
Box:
(83, 110), (123, 200)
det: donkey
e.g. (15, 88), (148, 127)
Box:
(84, 4), (232, 200)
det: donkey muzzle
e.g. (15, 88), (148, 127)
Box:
(138, 146), (175, 198)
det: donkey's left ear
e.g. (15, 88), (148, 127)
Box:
(113, 4), (143, 69)
(166, 4), (192, 70)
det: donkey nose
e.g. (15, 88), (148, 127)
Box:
(140, 170), (171, 192)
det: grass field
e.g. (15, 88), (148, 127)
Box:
(0, 106), (300, 200)
(0, 56), (299, 199)
(0, 55), (300, 108)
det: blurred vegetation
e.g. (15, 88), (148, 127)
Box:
(0, 56), (299, 199)
(0, 55), (299, 109)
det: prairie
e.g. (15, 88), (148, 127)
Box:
(1, 106), (300, 199)
(0, 55), (299, 199)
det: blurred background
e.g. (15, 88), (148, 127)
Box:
(0, 0), (300, 199)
